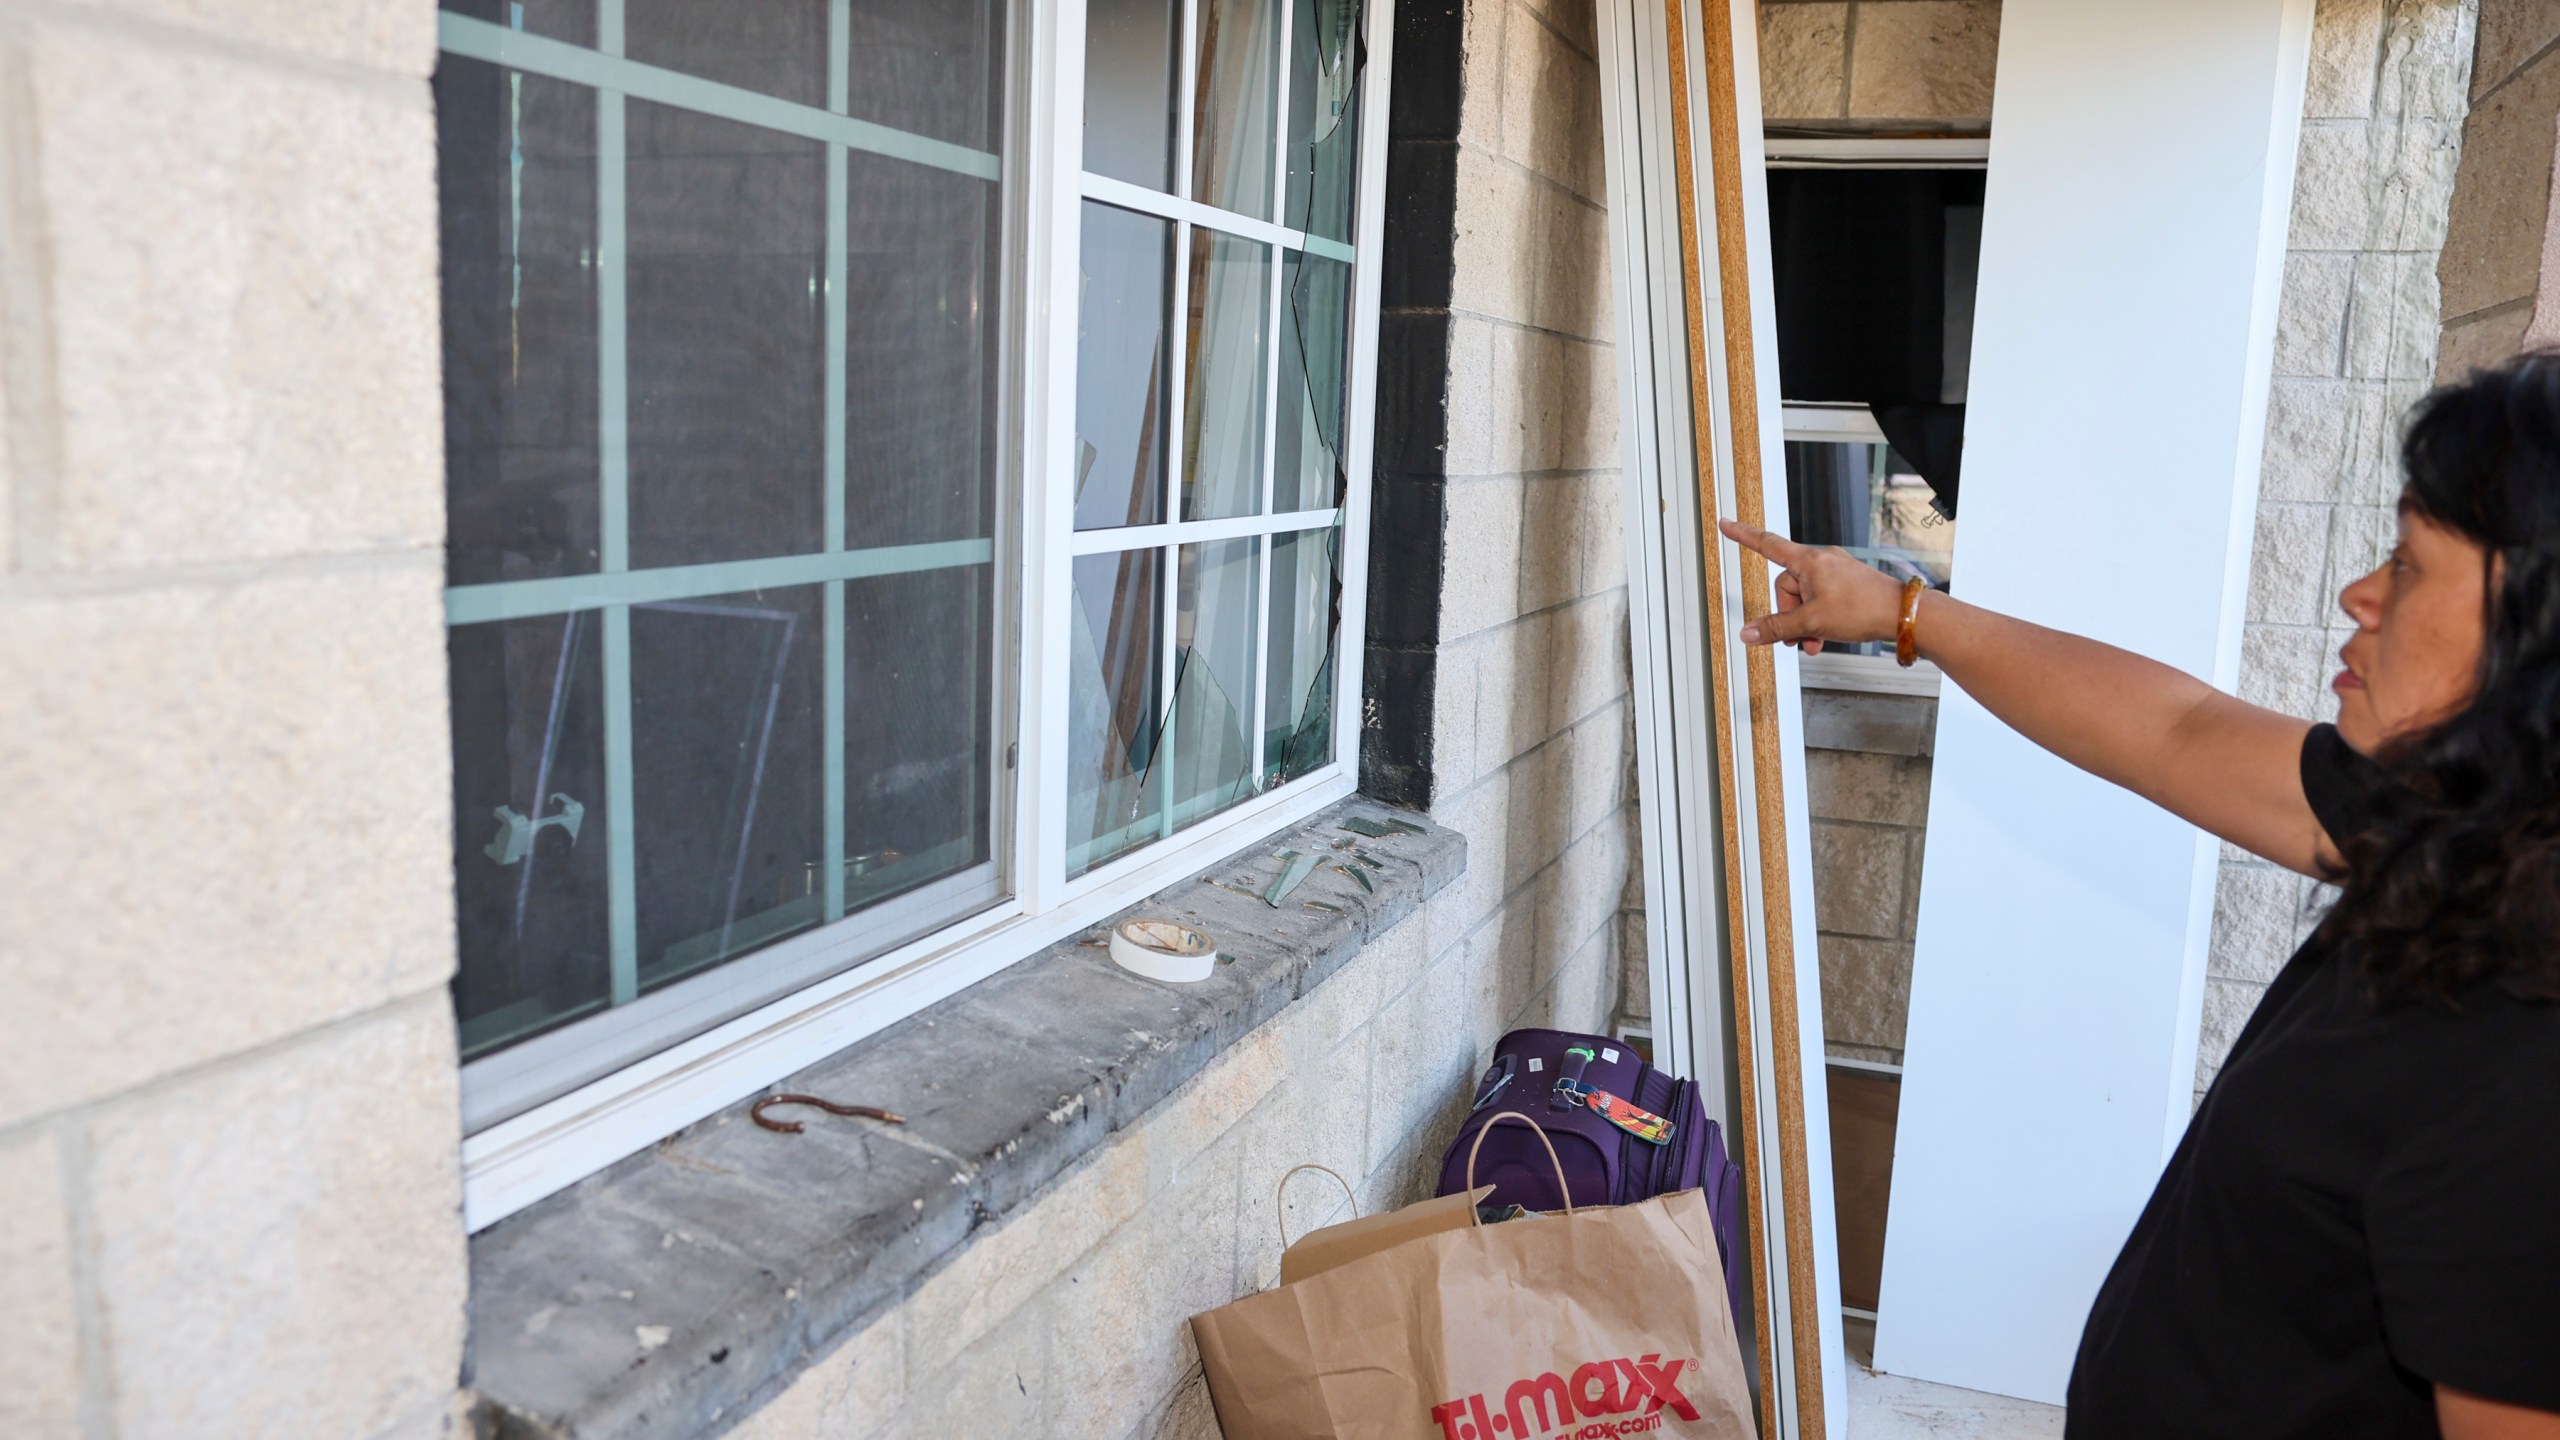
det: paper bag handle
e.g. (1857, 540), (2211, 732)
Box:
(1274, 1163), (1360, 1248)
(1463, 1110), (1578, 1221)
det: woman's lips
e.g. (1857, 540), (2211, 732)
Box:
(2333, 667), (2364, 692)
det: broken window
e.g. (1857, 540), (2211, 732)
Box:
(433, 0), (1374, 1198)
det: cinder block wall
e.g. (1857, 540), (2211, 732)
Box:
(2202, 0), (2478, 1098)
(1756, 0), (2000, 129)
(2437, 0), (2560, 370)
(0, 3), (467, 1439)
(1422, 0), (1634, 1051)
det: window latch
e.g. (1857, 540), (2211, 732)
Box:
(482, 792), (584, 865)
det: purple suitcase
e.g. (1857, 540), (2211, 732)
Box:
(1435, 1027), (1749, 1329)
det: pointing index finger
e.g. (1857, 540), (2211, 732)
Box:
(1716, 517), (1814, 569)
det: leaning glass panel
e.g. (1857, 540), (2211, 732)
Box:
(1284, 0), (1362, 241)
(1275, 250), (1350, 512)
(1192, 0), (1281, 220)
(843, 565), (999, 911)
(629, 587), (827, 992)
(1077, 202), (1175, 530)
(437, 58), (601, 588)
(627, 0), (829, 109)
(1171, 539), (1261, 826)
(1069, 549), (1168, 875)
(1181, 231), (1271, 520)
(449, 614), (614, 1058)
(1085, 0), (1180, 191)
(1264, 526), (1339, 784)
(626, 102), (828, 568)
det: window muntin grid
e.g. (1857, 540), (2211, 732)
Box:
(437, 1), (1008, 1117)
(435, 0), (1374, 1145)
(1066, 0), (1362, 876)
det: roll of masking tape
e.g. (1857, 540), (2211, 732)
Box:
(1108, 918), (1218, 983)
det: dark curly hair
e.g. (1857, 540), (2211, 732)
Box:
(2321, 353), (2560, 1007)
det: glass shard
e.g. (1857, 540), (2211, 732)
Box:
(1172, 538), (1261, 825)
(1284, 0), (1362, 241)
(1276, 250), (1350, 512)
(1069, 549), (1168, 874)
(1264, 526), (1339, 784)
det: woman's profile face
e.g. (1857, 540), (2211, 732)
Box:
(2333, 504), (2493, 754)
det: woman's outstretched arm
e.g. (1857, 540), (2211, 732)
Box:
(1719, 519), (2330, 877)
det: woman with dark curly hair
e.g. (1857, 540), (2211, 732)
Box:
(1722, 353), (2560, 1440)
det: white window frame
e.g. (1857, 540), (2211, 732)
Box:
(449, 0), (1398, 1232)
(1767, 137), (1981, 699)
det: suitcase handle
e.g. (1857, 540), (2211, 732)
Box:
(1274, 1163), (1359, 1247)
(1463, 1110), (1579, 1219)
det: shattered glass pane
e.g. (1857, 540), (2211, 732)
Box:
(1191, 0), (1281, 220)
(1264, 526), (1340, 784)
(1284, 0), (1362, 242)
(1069, 548), (1168, 875)
(1182, 231), (1272, 520)
(1077, 202), (1175, 530)
(1171, 539), (1262, 826)
(1276, 251), (1350, 512)
(449, 612), (613, 1058)
(630, 587), (826, 993)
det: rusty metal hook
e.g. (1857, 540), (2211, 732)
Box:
(750, 1093), (907, 1134)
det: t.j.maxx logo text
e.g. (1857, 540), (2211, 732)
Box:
(1430, 1354), (1699, 1439)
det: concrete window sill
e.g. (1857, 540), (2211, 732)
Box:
(463, 798), (1465, 1440)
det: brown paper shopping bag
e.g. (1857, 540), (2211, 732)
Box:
(1193, 1114), (1754, 1440)
(1271, 1162), (1492, 1288)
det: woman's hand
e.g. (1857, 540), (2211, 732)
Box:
(1716, 518), (1907, 655)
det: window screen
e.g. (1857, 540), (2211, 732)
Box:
(435, 0), (1009, 1112)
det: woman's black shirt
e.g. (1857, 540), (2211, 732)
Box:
(2066, 724), (2560, 1437)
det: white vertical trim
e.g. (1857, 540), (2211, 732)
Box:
(1328, 0), (1392, 782)
(1024, 0), (1086, 914)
